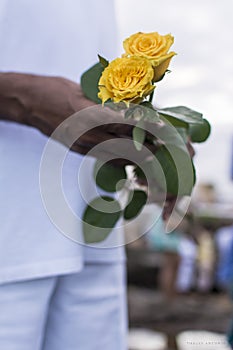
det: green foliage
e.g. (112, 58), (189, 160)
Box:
(80, 56), (211, 242)
(189, 118), (211, 143)
(155, 146), (195, 195)
(141, 146), (195, 196)
(124, 105), (144, 120)
(80, 62), (104, 103)
(93, 160), (127, 192)
(176, 127), (188, 143)
(159, 113), (188, 129)
(123, 190), (147, 220)
(125, 103), (160, 122)
(133, 120), (146, 151)
(83, 196), (122, 243)
(98, 54), (109, 68)
(158, 105), (203, 126)
(133, 165), (147, 184)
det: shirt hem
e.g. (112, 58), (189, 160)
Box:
(0, 258), (83, 285)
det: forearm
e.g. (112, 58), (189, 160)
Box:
(0, 72), (133, 159)
(0, 72), (81, 136)
(0, 72), (166, 165)
(0, 72), (30, 125)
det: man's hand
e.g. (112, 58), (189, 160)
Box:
(0, 72), (159, 164)
(0, 72), (196, 219)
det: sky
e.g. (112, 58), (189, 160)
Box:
(115, 0), (233, 201)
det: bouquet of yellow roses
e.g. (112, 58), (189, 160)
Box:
(80, 31), (211, 243)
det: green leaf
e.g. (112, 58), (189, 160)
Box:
(124, 105), (144, 120)
(94, 160), (127, 192)
(189, 118), (211, 143)
(152, 123), (187, 150)
(125, 104), (160, 122)
(133, 120), (146, 151)
(80, 62), (104, 103)
(158, 106), (203, 125)
(137, 101), (160, 122)
(192, 160), (197, 186)
(133, 165), (147, 184)
(98, 54), (109, 68)
(123, 190), (147, 220)
(143, 146), (195, 196)
(83, 196), (122, 243)
(142, 107), (160, 122)
(176, 127), (188, 143)
(159, 113), (188, 129)
(140, 101), (154, 110)
(156, 146), (195, 195)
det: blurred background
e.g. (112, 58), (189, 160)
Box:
(116, 0), (233, 199)
(114, 1), (233, 349)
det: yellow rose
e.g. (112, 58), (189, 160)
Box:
(98, 56), (155, 104)
(123, 32), (176, 82)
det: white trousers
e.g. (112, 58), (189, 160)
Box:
(0, 262), (127, 350)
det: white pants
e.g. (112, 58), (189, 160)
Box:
(0, 262), (127, 350)
(176, 237), (197, 292)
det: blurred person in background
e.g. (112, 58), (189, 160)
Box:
(0, 1), (127, 349)
(192, 183), (219, 293)
(146, 209), (197, 298)
(146, 215), (181, 299)
(224, 139), (233, 349)
(222, 235), (233, 349)
(215, 225), (233, 291)
(196, 228), (215, 293)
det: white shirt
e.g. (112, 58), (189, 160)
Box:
(0, 0), (125, 284)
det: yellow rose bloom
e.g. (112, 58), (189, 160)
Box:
(123, 32), (176, 82)
(98, 56), (155, 104)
